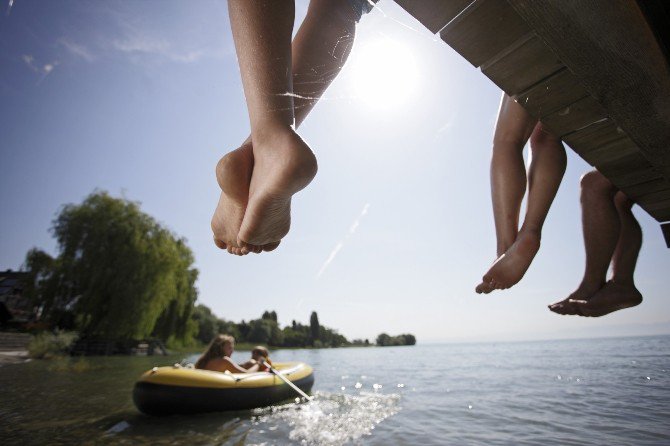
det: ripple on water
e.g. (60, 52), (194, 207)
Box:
(251, 391), (401, 446)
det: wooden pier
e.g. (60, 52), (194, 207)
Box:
(394, 0), (670, 246)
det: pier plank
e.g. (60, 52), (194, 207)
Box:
(394, 0), (472, 33)
(541, 96), (608, 139)
(482, 33), (564, 96)
(515, 68), (590, 118)
(440, 0), (530, 68)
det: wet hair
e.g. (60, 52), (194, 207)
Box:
(194, 334), (235, 369)
(251, 346), (269, 359)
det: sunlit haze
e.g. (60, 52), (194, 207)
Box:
(350, 38), (418, 109)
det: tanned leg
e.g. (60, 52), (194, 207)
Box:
(550, 171), (618, 314)
(477, 122), (566, 291)
(212, 0), (357, 254)
(476, 94), (536, 293)
(569, 191), (643, 316)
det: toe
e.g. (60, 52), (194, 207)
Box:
(214, 237), (227, 250)
(263, 241), (280, 252)
(475, 281), (493, 294)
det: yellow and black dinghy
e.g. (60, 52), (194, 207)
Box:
(133, 361), (314, 415)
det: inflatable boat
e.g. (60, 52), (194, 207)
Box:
(133, 361), (314, 415)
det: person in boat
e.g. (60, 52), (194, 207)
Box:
(548, 170), (643, 317)
(240, 346), (273, 372)
(194, 334), (260, 373)
(475, 93), (566, 294)
(212, 0), (377, 256)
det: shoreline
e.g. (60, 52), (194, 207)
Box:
(0, 350), (30, 365)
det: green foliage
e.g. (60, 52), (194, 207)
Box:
(192, 304), (219, 344)
(28, 330), (78, 359)
(194, 307), (351, 348)
(24, 191), (199, 343)
(309, 311), (320, 343)
(261, 310), (277, 322)
(376, 332), (417, 346)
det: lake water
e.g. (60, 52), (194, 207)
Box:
(1, 335), (669, 445)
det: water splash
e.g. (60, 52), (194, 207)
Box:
(253, 391), (400, 446)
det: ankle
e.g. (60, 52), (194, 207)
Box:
(611, 276), (635, 287)
(251, 124), (295, 148)
(578, 278), (606, 295)
(518, 225), (541, 240)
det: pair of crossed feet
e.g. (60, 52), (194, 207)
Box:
(211, 129), (317, 256)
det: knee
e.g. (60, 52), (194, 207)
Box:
(580, 170), (615, 196)
(529, 123), (559, 148)
(613, 191), (633, 210)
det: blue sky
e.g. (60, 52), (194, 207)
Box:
(1, 0), (668, 343)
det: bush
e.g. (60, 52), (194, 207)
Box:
(28, 330), (78, 359)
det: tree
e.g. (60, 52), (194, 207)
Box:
(262, 310), (278, 322)
(247, 318), (284, 345)
(192, 304), (219, 344)
(309, 311), (320, 344)
(24, 191), (199, 342)
(376, 332), (417, 346)
(376, 333), (391, 346)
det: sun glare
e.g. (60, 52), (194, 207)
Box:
(350, 39), (418, 110)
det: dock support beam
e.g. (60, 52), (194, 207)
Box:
(662, 223), (670, 248)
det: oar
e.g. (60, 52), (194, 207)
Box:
(261, 360), (313, 401)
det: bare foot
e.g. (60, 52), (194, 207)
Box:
(211, 144), (282, 256)
(548, 280), (604, 315)
(211, 144), (254, 256)
(568, 280), (642, 317)
(237, 128), (317, 247)
(475, 229), (541, 293)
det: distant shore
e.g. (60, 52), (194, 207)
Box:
(0, 350), (30, 365)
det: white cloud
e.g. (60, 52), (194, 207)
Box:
(58, 38), (95, 62)
(22, 54), (37, 71)
(316, 203), (370, 279)
(111, 34), (205, 64)
(6, 0), (14, 16)
(22, 55), (59, 84)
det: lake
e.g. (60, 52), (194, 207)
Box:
(1, 335), (669, 445)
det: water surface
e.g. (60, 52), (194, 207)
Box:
(1, 335), (668, 445)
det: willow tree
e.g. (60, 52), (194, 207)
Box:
(26, 191), (198, 341)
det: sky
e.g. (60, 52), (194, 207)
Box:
(1, 0), (668, 343)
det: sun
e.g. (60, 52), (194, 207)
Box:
(350, 38), (419, 110)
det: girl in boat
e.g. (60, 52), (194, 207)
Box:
(194, 334), (260, 373)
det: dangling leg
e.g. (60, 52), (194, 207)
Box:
(568, 190), (643, 316)
(213, 0), (357, 254)
(478, 122), (566, 291)
(476, 94), (536, 293)
(550, 171), (619, 314)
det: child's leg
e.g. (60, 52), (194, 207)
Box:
(490, 95), (536, 254)
(475, 94), (535, 293)
(550, 171), (619, 314)
(212, 0), (357, 254)
(477, 122), (566, 291)
(523, 123), (566, 238)
(610, 192), (642, 286)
